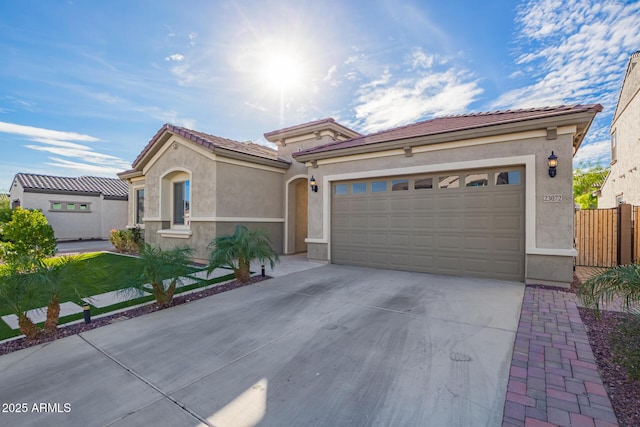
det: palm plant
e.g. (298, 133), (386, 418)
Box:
(207, 225), (279, 283)
(28, 255), (106, 335)
(0, 264), (41, 340)
(131, 244), (193, 308)
(578, 263), (640, 318)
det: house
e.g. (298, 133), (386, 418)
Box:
(598, 51), (640, 207)
(119, 104), (602, 287)
(9, 173), (128, 241)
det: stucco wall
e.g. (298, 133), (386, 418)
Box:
(598, 71), (640, 207)
(10, 189), (126, 240)
(303, 130), (576, 285)
(215, 162), (284, 218)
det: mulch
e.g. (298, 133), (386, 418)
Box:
(0, 275), (270, 356)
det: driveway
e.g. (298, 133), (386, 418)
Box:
(56, 239), (115, 255)
(0, 265), (524, 426)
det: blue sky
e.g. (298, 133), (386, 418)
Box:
(1, 0), (639, 190)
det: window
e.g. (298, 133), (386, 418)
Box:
(49, 201), (91, 212)
(465, 173), (488, 187)
(173, 180), (190, 225)
(135, 188), (145, 224)
(371, 181), (387, 192)
(352, 183), (366, 194)
(611, 131), (617, 163)
(495, 171), (521, 186)
(391, 179), (409, 191)
(414, 177), (433, 190)
(439, 175), (459, 189)
(335, 184), (348, 195)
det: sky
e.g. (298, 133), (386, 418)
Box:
(1, 0), (639, 190)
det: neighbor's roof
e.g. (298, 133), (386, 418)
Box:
(293, 104), (603, 159)
(131, 123), (287, 169)
(14, 173), (128, 200)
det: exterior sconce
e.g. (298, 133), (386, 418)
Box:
(548, 151), (558, 178)
(309, 176), (318, 192)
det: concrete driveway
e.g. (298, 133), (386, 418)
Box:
(0, 265), (524, 427)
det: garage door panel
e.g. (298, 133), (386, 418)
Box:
(331, 167), (525, 281)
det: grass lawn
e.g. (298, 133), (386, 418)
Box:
(0, 252), (234, 341)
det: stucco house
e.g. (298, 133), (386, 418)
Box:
(9, 173), (128, 241)
(598, 51), (640, 207)
(119, 104), (601, 287)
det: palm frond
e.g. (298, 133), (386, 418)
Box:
(578, 263), (640, 317)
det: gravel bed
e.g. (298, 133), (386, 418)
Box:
(571, 272), (640, 427)
(0, 275), (269, 356)
(579, 307), (640, 427)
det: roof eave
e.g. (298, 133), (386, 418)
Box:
(294, 109), (601, 163)
(213, 146), (290, 169)
(117, 169), (144, 180)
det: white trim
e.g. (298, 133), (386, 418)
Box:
(157, 229), (192, 238)
(526, 248), (578, 257)
(305, 238), (327, 244)
(318, 155), (537, 261)
(284, 174), (309, 253)
(189, 216), (285, 222)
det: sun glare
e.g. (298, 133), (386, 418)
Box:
(261, 52), (304, 93)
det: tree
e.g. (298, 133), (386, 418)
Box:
(573, 162), (609, 209)
(0, 207), (56, 270)
(130, 244), (193, 307)
(207, 225), (279, 283)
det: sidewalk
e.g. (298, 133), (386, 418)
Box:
(502, 286), (618, 426)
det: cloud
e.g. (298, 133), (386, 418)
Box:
(45, 157), (130, 175)
(574, 139), (610, 165)
(494, 0), (640, 109)
(0, 121), (131, 176)
(0, 121), (99, 142)
(189, 32), (197, 46)
(165, 53), (185, 62)
(351, 67), (483, 133)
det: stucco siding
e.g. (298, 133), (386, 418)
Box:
(215, 162), (283, 219)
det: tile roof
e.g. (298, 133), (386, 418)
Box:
(15, 173), (128, 200)
(132, 124), (285, 168)
(293, 104), (603, 158)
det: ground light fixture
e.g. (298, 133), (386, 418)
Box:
(548, 151), (558, 177)
(309, 176), (318, 192)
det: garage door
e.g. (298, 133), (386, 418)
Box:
(331, 167), (525, 281)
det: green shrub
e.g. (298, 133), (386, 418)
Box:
(109, 227), (144, 254)
(0, 208), (56, 270)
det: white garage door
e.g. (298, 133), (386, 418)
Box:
(331, 167), (525, 281)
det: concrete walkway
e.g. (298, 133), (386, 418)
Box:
(502, 286), (618, 427)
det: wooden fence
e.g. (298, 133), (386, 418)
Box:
(575, 204), (638, 267)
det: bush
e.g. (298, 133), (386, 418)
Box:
(109, 227), (144, 254)
(0, 208), (56, 270)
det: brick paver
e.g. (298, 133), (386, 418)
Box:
(502, 286), (619, 426)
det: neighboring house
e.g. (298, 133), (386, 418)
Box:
(598, 51), (640, 207)
(119, 104), (601, 287)
(9, 173), (128, 241)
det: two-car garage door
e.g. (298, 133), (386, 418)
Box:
(331, 167), (525, 281)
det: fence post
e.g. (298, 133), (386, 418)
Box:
(618, 203), (632, 265)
